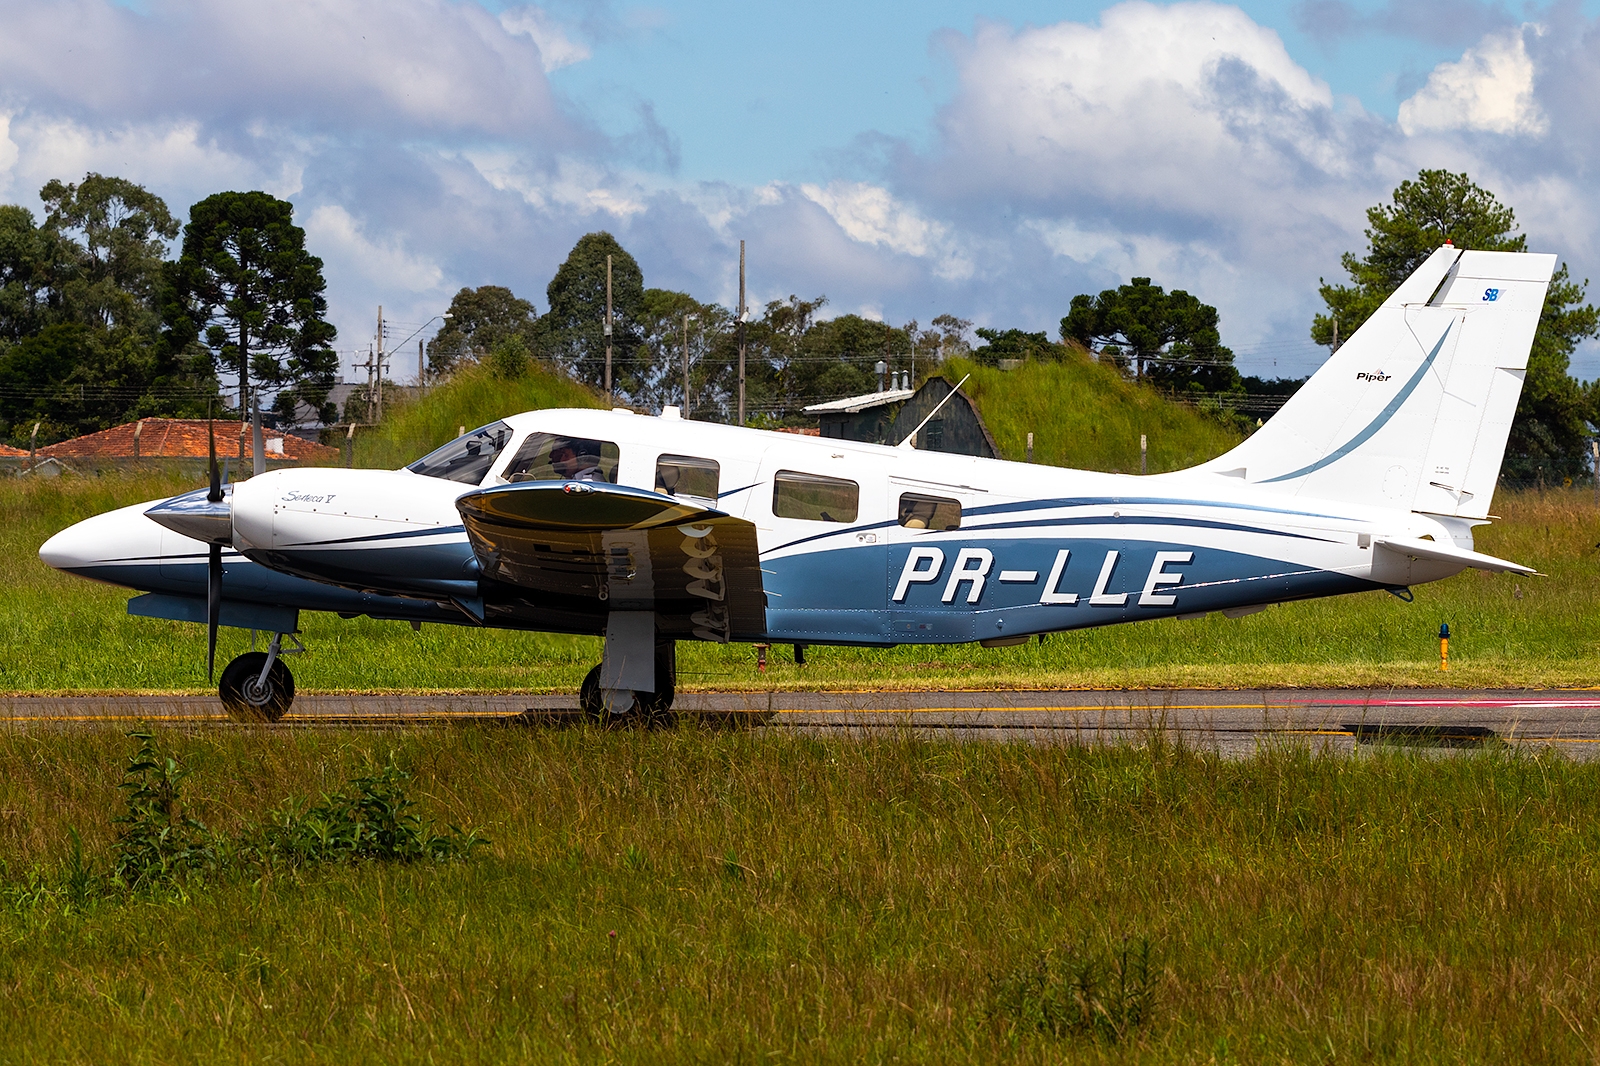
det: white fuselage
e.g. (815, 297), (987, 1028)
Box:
(41, 407), (1475, 646)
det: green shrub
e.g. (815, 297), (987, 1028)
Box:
(250, 763), (484, 866)
(986, 937), (1155, 1042)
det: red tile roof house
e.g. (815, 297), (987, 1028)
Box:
(27, 419), (341, 475)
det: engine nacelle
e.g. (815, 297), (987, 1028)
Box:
(230, 468), (479, 599)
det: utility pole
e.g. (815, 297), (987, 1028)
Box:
(737, 240), (746, 426)
(418, 339), (425, 387)
(604, 254), (614, 397)
(682, 313), (695, 419)
(238, 315), (250, 416)
(363, 344), (376, 425)
(375, 305), (386, 425)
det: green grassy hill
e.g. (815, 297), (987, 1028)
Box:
(352, 361), (608, 469)
(355, 349), (1241, 475)
(939, 352), (1244, 473)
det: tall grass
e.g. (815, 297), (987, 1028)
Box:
(3, 728), (1600, 1062)
(941, 354), (1244, 472)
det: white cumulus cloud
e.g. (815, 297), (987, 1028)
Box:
(499, 6), (590, 72)
(798, 181), (973, 280)
(303, 205), (444, 294)
(1399, 27), (1547, 136)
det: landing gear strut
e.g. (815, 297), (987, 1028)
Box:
(219, 632), (301, 722)
(580, 640), (676, 726)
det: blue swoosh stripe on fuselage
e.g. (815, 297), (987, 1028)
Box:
(962, 496), (1362, 523)
(968, 515), (1338, 542)
(762, 510), (1337, 556)
(278, 524), (468, 548)
(1261, 324), (1452, 484)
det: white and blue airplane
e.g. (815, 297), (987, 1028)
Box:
(41, 247), (1551, 720)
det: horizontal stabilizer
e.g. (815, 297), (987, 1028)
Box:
(1373, 535), (1535, 576)
(456, 481), (767, 642)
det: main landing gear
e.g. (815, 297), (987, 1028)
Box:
(579, 637), (676, 726)
(219, 632), (302, 723)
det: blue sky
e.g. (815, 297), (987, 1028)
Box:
(540, 0), (1524, 184)
(5, 0), (1600, 387)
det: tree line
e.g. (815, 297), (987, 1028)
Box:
(4, 168), (1595, 480)
(0, 174), (336, 445)
(432, 230), (1249, 431)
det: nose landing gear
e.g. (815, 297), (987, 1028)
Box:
(219, 632), (302, 722)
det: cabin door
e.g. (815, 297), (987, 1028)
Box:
(884, 477), (987, 645)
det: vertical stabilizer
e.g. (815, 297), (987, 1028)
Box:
(1198, 247), (1555, 518)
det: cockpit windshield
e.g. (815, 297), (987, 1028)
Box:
(406, 421), (513, 485)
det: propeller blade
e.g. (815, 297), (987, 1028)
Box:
(207, 407), (222, 503)
(207, 541), (222, 681)
(251, 398), (265, 479)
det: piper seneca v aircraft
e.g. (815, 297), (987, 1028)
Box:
(42, 246), (1552, 721)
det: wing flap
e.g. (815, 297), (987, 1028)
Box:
(456, 482), (766, 641)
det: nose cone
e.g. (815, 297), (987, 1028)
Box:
(40, 501), (168, 578)
(39, 519), (96, 571)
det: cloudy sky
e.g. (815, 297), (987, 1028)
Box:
(2, 0), (1598, 388)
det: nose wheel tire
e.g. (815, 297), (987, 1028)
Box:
(219, 652), (295, 723)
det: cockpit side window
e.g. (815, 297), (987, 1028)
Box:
(655, 455), (720, 500)
(502, 432), (620, 483)
(406, 421), (513, 485)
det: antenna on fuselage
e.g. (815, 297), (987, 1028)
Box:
(897, 374), (970, 450)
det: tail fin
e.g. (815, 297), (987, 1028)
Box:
(1199, 246), (1557, 518)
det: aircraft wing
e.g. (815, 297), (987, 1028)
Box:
(455, 481), (767, 642)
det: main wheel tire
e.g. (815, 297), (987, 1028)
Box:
(219, 652), (295, 723)
(578, 641), (677, 727)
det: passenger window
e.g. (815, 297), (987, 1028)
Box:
(501, 432), (620, 483)
(656, 455), (720, 500)
(898, 492), (961, 531)
(406, 421), (513, 485)
(773, 470), (859, 523)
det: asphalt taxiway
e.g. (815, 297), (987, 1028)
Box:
(4, 688), (1600, 755)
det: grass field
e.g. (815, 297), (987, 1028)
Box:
(4, 467), (1599, 693)
(4, 727), (1600, 1063)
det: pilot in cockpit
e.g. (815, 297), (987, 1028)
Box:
(549, 438), (606, 482)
